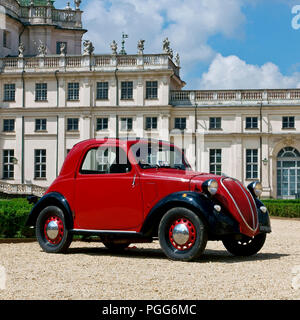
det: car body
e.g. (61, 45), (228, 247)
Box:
(26, 138), (271, 261)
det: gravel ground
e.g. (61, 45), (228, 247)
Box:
(0, 218), (299, 300)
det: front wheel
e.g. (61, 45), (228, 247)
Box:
(36, 206), (73, 253)
(222, 233), (266, 256)
(158, 207), (208, 261)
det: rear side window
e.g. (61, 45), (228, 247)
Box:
(80, 146), (131, 174)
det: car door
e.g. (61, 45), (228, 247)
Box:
(74, 143), (144, 230)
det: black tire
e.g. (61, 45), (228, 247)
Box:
(222, 233), (266, 256)
(158, 207), (208, 261)
(36, 206), (73, 253)
(102, 240), (130, 252)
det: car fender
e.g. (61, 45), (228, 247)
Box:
(140, 191), (239, 237)
(254, 198), (272, 233)
(26, 192), (73, 229)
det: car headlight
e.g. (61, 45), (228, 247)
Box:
(247, 181), (262, 198)
(202, 179), (219, 196)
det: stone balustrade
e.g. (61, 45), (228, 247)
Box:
(0, 53), (178, 74)
(170, 89), (300, 106)
(0, 0), (82, 29)
(0, 181), (46, 197)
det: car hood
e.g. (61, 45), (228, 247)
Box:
(190, 175), (259, 237)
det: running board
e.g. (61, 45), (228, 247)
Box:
(70, 229), (144, 238)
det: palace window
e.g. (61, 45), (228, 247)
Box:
(246, 117), (258, 129)
(35, 83), (47, 101)
(174, 117), (186, 130)
(145, 117), (157, 130)
(34, 149), (46, 179)
(67, 83), (80, 101)
(67, 118), (79, 131)
(3, 119), (15, 132)
(246, 149), (258, 179)
(121, 118), (133, 131)
(96, 82), (109, 100)
(121, 81), (133, 100)
(4, 84), (15, 101)
(146, 81), (158, 99)
(282, 116), (295, 129)
(96, 118), (108, 131)
(209, 117), (222, 130)
(209, 149), (222, 175)
(3, 30), (10, 48)
(2, 150), (14, 180)
(35, 119), (47, 131)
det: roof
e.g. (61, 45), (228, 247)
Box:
(18, 0), (55, 6)
(73, 138), (174, 149)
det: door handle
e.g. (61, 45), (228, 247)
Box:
(132, 174), (136, 187)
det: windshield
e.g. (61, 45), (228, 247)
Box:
(131, 142), (191, 170)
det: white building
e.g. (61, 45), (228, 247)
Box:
(1, 0), (300, 199)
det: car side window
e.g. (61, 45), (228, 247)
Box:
(80, 146), (131, 174)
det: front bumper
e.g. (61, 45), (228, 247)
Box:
(208, 199), (271, 238)
(257, 208), (272, 233)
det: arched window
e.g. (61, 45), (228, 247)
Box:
(277, 147), (300, 199)
(277, 147), (300, 158)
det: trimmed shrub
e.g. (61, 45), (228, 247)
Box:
(0, 198), (34, 238)
(262, 199), (300, 218)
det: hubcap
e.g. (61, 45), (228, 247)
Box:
(169, 218), (196, 251)
(44, 216), (64, 245)
(46, 220), (59, 239)
(172, 223), (189, 245)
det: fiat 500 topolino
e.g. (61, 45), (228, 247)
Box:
(26, 138), (271, 261)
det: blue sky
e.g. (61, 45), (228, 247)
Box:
(54, 0), (300, 89)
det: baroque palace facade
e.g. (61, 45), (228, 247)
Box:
(1, 0), (300, 199)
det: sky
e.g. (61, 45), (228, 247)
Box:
(54, 0), (300, 89)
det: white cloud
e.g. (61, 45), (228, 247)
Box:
(80, 0), (299, 90)
(199, 54), (300, 89)
(82, 0), (245, 68)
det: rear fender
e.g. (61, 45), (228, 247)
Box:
(26, 192), (73, 229)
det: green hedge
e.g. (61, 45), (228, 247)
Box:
(262, 199), (300, 218)
(0, 198), (34, 238)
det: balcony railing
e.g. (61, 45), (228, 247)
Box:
(0, 54), (178, 74)
(0, 181), (46, 197)
(170, 90), (300, 105)
(0, 0), (82, 29)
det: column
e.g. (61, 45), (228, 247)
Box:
(15, 116), (23, 184)
(135, 114), (144, 138)
(80, 116), (91, 141)
(159, 114), (170, 141)
(57, 115), (66, 174)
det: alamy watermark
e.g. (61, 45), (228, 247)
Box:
(292, 5), (300, 29)
(292, 265), (300, 290)
(0, 265), (6, 290)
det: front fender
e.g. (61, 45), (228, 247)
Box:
(140, 191), (239, 237)
(254, 198), (272, 233)
(26, 192), (73, 229)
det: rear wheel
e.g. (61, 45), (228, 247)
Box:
(158, 207), (207, 261)
(36, 206), (73, 253)
(222, 233), (266, 256)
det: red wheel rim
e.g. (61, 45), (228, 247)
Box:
(44, 216), (64, 245)
(169, 218), (196, 251)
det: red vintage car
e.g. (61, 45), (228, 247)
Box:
(27, 138), (271, 261)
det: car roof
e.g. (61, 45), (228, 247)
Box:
(58, 138), (181, 177)
(73, 137), (175, 148)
